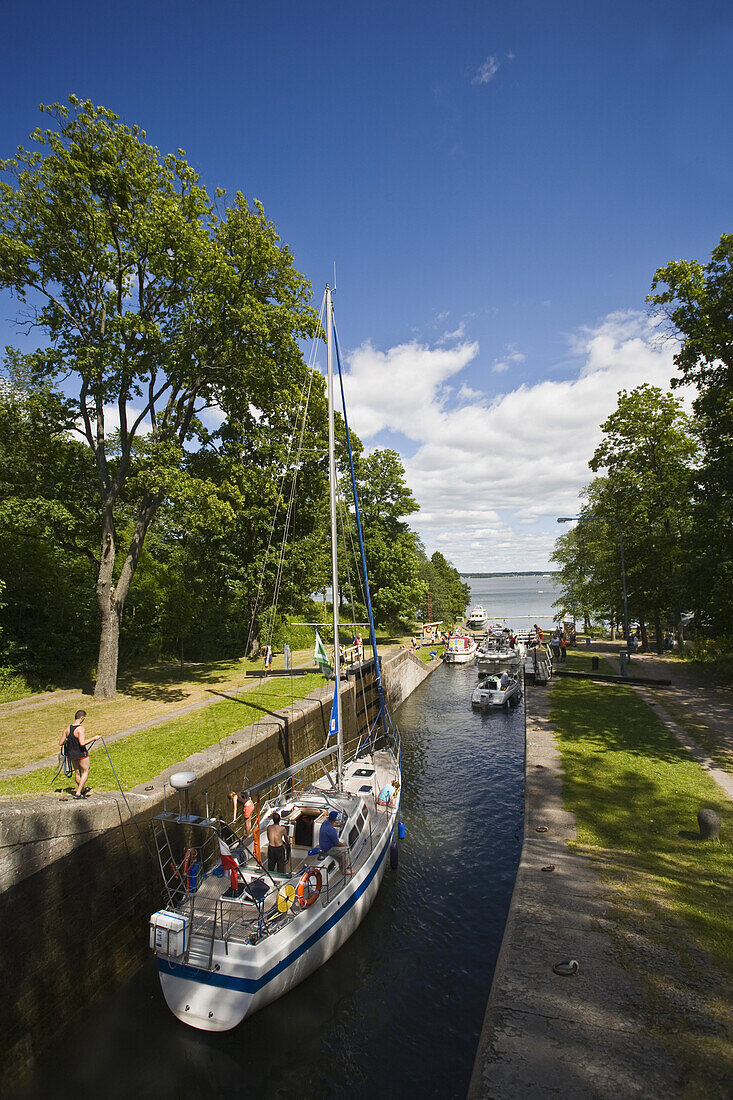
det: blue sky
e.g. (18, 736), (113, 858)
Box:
(2, 1), (731, 569)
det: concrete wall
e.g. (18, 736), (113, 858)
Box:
(0, 648), (435, 1091)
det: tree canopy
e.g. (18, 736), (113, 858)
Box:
(0, 97), (322, 695)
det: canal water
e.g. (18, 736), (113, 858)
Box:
(17, 662), (524, 1100)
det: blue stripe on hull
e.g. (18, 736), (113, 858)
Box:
(159, 821), (394, 995)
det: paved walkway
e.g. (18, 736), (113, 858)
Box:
(468, 687), (681, 1098)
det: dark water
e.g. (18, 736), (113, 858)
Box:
(18, 664), (524, 1100)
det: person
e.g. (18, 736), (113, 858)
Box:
(240, 789), (255, 833)
(560, 634), (567, 662)
(356, 633), (363, 660)
(500, 671), (510, 689)
(266, 811), (290, 874)
(550, 633), (561, 662)
(631, 633), (640, 653)
(59, 709), (96, 799)
(318, 809), (351, 874)
(263, 644), (272, 671)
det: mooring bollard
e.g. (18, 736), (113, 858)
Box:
(591, 656), (599, 671)
(697, 807), (721, 840)
(619, 651), (628, 677)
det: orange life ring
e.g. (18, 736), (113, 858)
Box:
(296, 867), (322, 908)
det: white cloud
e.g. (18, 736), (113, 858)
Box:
(473, 56), (501, 84)
(339, 311), (688, 571)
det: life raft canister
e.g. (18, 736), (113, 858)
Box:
(296, 867), (322, 908)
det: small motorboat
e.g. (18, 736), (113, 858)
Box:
(443, 633), (477, 664)
(476, 631), (523, 674)
(466, 605), (487, 629)
(471, 673), (522, 710)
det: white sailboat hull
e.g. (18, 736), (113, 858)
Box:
(157, 810), (397, 1032)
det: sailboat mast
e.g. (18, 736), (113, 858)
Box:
(326, 286), (343, 785)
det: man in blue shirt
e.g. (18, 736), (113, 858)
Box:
(318, 810), (351, 875)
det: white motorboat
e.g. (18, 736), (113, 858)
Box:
(476, 633), (523, 674)
(148, 285), (402, 1032)
(466, 605), (487, 629)
(471, 673), (522, 710)
(443, 633), (477, 664)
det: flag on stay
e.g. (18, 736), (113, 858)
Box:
(314, 630), (330, 671)
(328, 681), (339, 738)
(219, 837), (240, 890)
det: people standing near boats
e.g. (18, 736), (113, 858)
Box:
(59, 709), (96, 799)
(319, 810), (352, 875)
(266, 812), (290, 873)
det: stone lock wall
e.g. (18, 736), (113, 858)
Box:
(0, 650), (434, 1090)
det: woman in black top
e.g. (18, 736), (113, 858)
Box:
(60, 709), (94, 799)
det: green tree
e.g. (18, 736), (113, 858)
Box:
(351, 449), (424, 626)
(0, 367), (99, 680)
(0, 98), (320, 696)
(419, 551), (470, 625)
(649, 234), (733, 635)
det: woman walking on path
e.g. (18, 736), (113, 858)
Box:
(60, 710), (96, 799)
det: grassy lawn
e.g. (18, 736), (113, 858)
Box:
(563, 648), (616, 674)
(0, 651), (325, 772)
(550, 676), (733, 1095)
(0, 672), (325, 798)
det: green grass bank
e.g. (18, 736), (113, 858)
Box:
(550, 675), (732, 1096)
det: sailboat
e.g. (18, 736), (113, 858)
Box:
(148, 287), (402, 1031)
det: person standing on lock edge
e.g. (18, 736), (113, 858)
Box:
(60, 710), (96, 799)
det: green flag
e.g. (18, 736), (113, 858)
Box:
(314, 631), (330, 670)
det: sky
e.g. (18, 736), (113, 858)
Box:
(1, 0), (732, 571)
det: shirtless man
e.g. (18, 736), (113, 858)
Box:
(266, 812), (290, 874)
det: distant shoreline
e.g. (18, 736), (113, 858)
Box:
(460, 571), (559, 578)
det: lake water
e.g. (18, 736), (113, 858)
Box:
(16, 660), (525, 1100)
(464, 574), (562, 632)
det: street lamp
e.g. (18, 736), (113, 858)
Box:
(557, 515), (631, 653)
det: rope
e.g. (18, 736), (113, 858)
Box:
(98, 736), (156, 862)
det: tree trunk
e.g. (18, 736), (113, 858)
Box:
(96, 605), (121, 698)
(653, 608), (663, 655)
(94, 507), (119, 699)
(93, 490), (163, 699)
(639, 619), (649, 650)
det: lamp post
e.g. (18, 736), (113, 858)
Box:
(557, 516), (631, 654)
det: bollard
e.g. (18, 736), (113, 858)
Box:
(591, 656), (599, 671)
(619, 651), (628, 677)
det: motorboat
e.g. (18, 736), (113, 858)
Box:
(476, 632), (523, 674)
(443, 633), (477, 664)
(148, 285), (402, 1032)
(471, 673), (522, 709)
(466, 605), (487, 629)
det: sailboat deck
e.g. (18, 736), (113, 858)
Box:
(161, 750), (399, 960)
